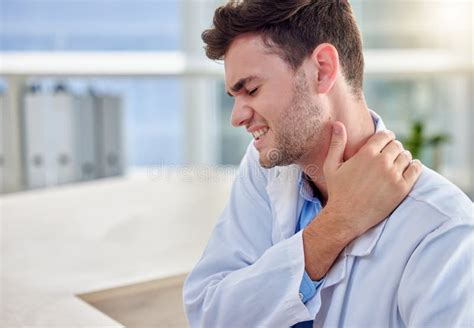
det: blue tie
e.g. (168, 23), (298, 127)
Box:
(293, 199), (321, 328)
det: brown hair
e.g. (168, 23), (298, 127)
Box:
(202, 0), (364, 95)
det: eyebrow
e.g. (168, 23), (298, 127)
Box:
(226, 76), (258, 97)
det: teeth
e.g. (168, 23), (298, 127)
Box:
(252, 127), (269, 139)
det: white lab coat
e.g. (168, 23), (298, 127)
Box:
(183, 117), (473, 327)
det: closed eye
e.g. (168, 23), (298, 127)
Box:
(248, 88), (258, 96)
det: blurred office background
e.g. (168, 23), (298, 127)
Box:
(0, 0), (472, 194)
(0, 0), (472, 326)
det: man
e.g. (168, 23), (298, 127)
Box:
(183, 1), (473, 327)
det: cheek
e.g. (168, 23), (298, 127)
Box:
(252, 101), (273, 125)
(254, 86), (294, 127)
(266, 100), (289, 124)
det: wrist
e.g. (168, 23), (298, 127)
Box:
(316, 205), (358, 245)
(303, 208), (357, 280)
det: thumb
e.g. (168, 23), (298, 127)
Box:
(324, 121), (347, 173)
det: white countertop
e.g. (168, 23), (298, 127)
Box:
(1, 167), (235, 326)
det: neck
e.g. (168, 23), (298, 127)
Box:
(299, 93), (375, 204)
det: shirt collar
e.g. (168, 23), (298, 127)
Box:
(371, 109), (386, 132)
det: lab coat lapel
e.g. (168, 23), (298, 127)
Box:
(265, 165), (302, 244)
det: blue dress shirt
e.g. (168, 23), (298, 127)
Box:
(296, 176), (324, 304)
(294, 176), (324, 328)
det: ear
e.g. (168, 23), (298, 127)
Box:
(310, 43), (339, 94)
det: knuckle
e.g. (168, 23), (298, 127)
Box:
(387, 140), (402, 154)
(382, 129), (395, 140)
(411, 160), (422, 175)
(371, 131), (387, 143)
(403, 150), (413, 161)
(373, 130), (386, 138)
(397, 140), (406, 151)
(394, 140), (403, 151)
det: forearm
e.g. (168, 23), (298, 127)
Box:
(302, 206), (356, 280)
(184, 232), (313, 327)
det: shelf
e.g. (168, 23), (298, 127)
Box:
(0, 49), (471, 78)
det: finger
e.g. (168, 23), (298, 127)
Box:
(381, 140), (404, 163)
(360, 130), (396, 155)
(323, 121), (347, 174)
(403, 159), (422, 186)
(394, 149), (412, 172)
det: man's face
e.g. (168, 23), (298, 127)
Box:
(225, 34), (325, 168)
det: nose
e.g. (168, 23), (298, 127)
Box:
(230, 98), (253, 127)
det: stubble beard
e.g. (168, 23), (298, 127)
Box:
(260, 70), (323, 169)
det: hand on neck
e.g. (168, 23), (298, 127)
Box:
(300, 94), (375, 203)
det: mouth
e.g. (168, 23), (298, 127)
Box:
(251, 127), (269, 141)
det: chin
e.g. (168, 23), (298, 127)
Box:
(258, 149), (293, 169)
(258, 158), (276, 169)
(254, 148), (273, 168)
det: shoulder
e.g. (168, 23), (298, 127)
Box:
(405, 165), (472, 224)
(387, 165), (473, 241)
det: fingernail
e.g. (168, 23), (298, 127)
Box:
(333, 124), (342, 135)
